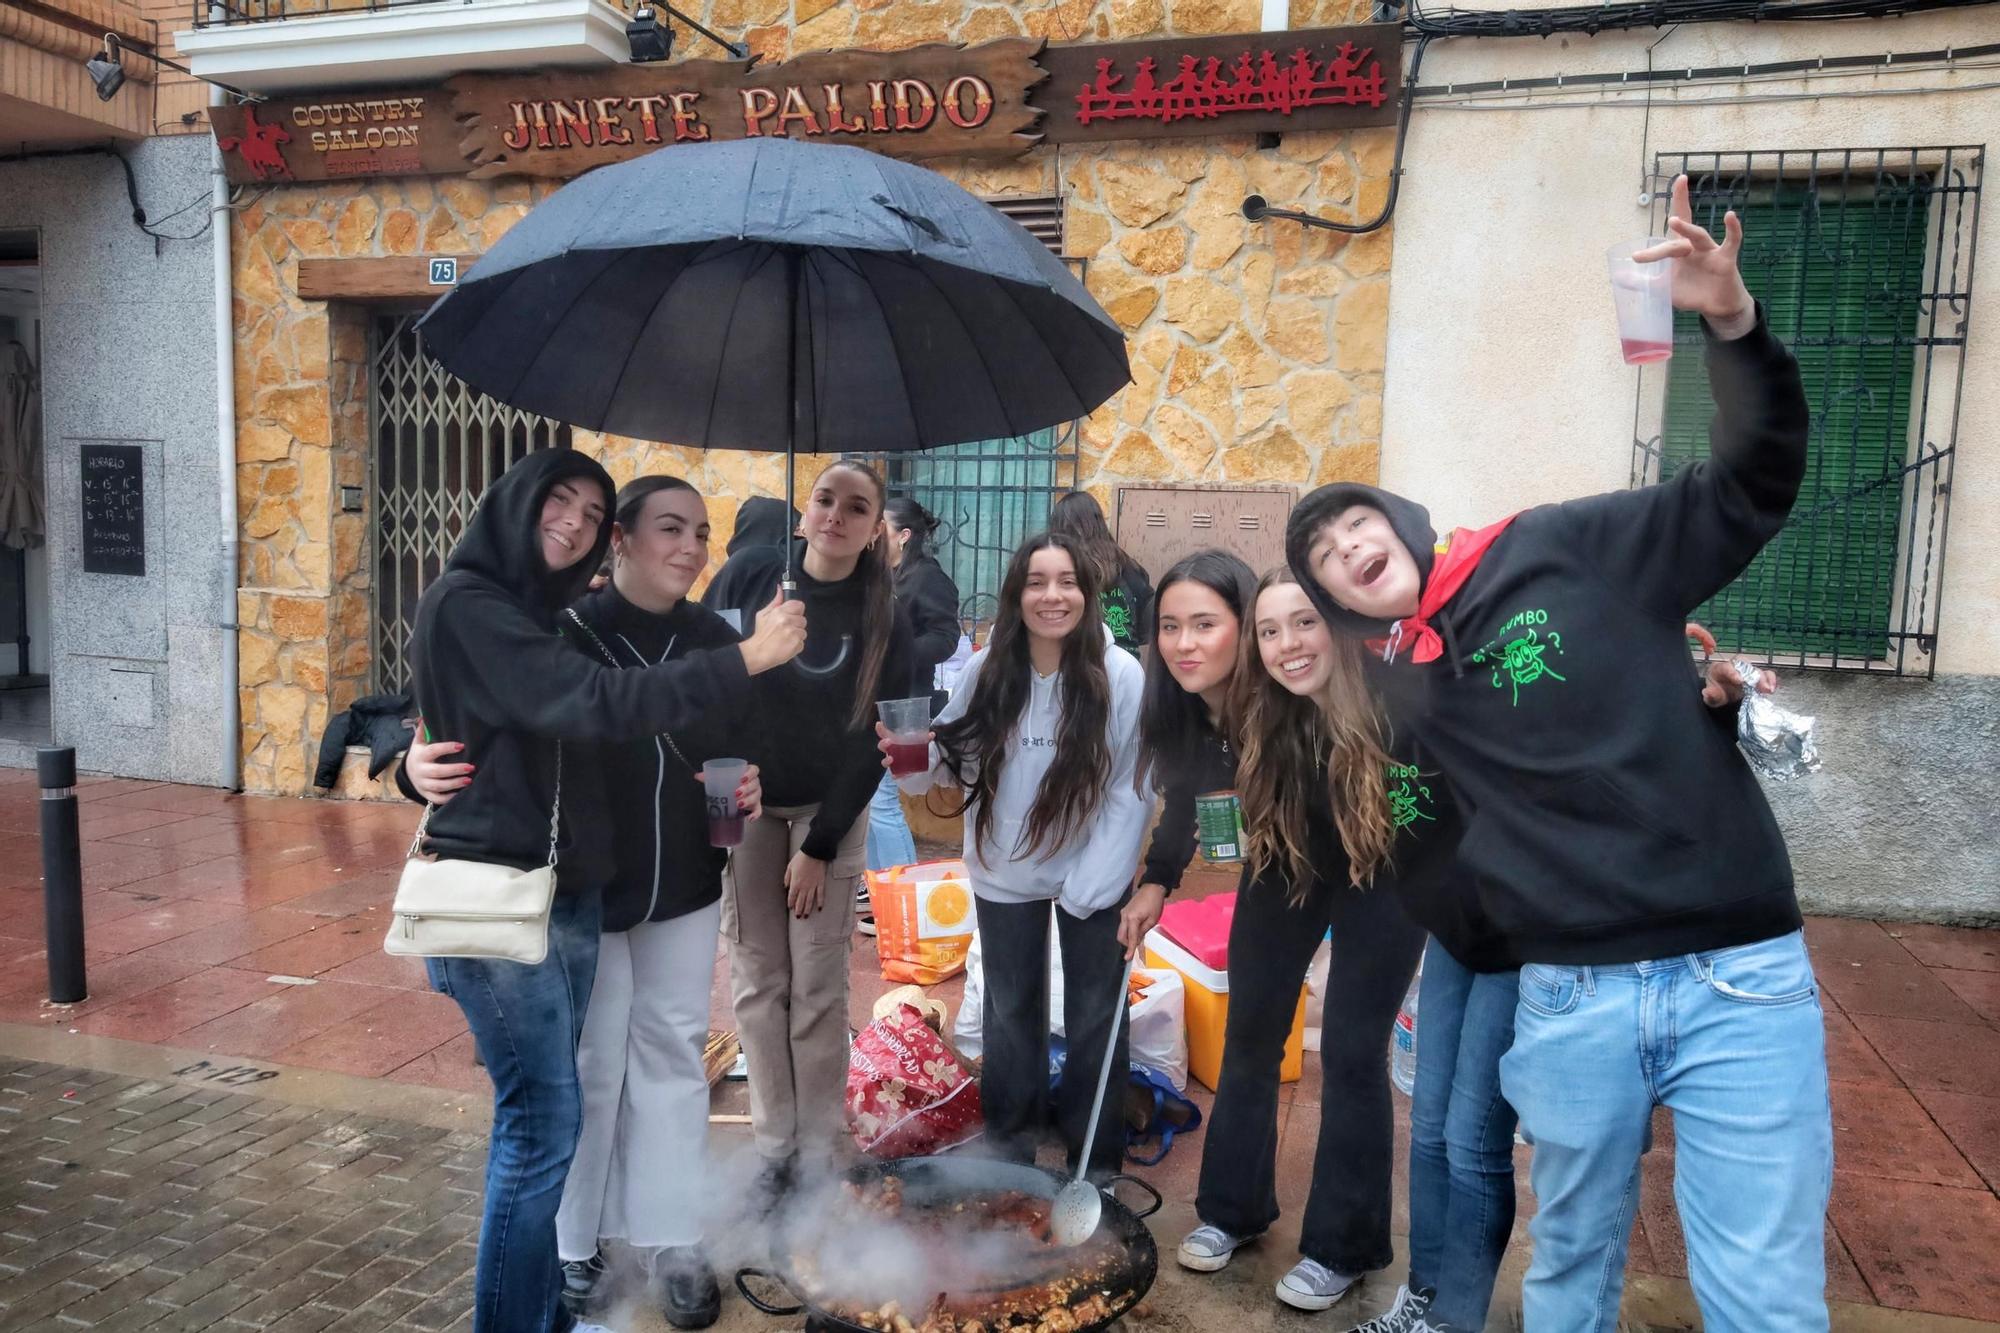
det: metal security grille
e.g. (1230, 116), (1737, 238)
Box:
(856, 427), (1081, 632)
(368, 313), (573, 694)
(1636, 147), (1981, 676)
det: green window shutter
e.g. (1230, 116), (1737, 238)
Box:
(1658, 182), (1929, 662)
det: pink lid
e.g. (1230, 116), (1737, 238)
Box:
(1158, 892), (1235, 972)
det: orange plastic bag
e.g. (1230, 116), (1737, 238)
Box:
(866, 859), (975, 985)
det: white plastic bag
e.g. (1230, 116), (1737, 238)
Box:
(954, 931), (1189, 1091)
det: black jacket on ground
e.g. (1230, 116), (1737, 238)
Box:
(1288, 309), (1810, 968)
(743, 541), (914, 861)
(404, 450), (753, 891)
(895, 548), (961, 697)
(559, 585), (744, 931)
(699, 497), (796, 633)
(314, 692), (414, 788)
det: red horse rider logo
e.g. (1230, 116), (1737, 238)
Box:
(218, 106), (294, 181)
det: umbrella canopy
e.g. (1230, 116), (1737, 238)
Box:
(415, 137), (1130, 455)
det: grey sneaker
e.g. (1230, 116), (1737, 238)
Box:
(1347, 1286), (1434, 1332)
(1176, 1223), (1252, 1272)
(1276, 1257), (1360, 1311)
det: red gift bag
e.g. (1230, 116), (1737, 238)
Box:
(846, 1003), (984, 1158)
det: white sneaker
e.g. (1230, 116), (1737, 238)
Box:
(1276, 1257), (1360, 1311)
(1176, 1223), (1252, 1272)
(1347, 1286), (1434, 1332)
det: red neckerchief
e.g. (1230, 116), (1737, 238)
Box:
(1368, 514), (1518, 664)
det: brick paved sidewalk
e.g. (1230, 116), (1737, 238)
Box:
(1, 770), (1997, 1328)
(0, 1057), (484, 1332)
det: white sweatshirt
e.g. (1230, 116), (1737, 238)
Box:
(930, 643), (1150, 918)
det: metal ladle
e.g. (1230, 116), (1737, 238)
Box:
(1049, 953), (1137, 1248)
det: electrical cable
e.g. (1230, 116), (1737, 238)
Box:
(1404, 0), (1993, 38)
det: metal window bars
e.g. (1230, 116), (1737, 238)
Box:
(367, 312), (573, 695)
(1633, 146), (1981, 678)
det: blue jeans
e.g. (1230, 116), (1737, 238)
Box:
(427, 889), (602, 1333)
(865, 772), (917, 872)
(1500, 931), (1832, 1333)
(1407, 937), (1519, 1330)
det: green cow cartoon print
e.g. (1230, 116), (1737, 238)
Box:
(1470, 609), (1567, 706)
(1386, 762), (1436, 831)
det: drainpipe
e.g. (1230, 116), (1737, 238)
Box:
(210, 49), (240, 792)
(1261, 0), (1288, 30)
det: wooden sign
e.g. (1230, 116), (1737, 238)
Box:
(210, 27), (1400, 186)
(1037, 24), (1401, 142)
(451, 39), (1044, 179)
(79, 443), (146, 577)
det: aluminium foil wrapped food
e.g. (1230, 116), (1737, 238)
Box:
(1733, 660), (1822, 781)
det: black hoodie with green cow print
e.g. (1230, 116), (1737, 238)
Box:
(1288, 308), (1810, 969)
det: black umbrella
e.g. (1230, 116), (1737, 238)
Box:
(417, 134), (1128, 533)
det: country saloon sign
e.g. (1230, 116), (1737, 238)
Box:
(211, 24), (1400, 186)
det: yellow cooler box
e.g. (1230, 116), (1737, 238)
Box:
(1144, 927), (1306, 1092)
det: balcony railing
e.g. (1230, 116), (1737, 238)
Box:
(193, 0), (633, 26)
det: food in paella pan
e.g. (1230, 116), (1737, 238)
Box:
(789, 1175), (1136, 1333)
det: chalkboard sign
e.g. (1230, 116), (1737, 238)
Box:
(80, 444), (146, 576)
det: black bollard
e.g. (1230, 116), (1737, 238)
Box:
(38, 747), (86, 1005)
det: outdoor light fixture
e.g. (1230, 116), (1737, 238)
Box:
(86, 33), (256, 103)
(626, 4), (751, 63)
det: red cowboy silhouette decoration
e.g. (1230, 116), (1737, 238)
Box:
(218, 106), (294, 182)
(1075, 41), (1387, 126)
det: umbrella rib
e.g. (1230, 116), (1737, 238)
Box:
(898, 256), (1022, 441)
(846, 251), (925, 449)
(989, 273), (1094, 423)
(698, 244), (767, 447)
(498, 252), (629, 424)
(594, 248), (684, 444)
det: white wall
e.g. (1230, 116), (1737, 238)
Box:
(1378, 8), (2000, 676)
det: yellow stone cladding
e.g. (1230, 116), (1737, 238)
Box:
(232, 0), (1388, 793)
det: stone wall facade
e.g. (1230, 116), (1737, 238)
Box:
(232, 0), (1392, 793)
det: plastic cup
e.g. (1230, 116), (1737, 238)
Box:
(877, 697), (934, 778)
(1195, 790), (1245, 864)
(701, 758), (749, 848)
(1607, 238), (1675, 365)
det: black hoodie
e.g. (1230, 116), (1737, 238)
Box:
(895, 546), (961, 692)
(406, 450), (753, 887)
(700, 497), (797, 633)
(742, 539), (914, 861)
(559, 584), (743, 930)
(1287, 310), (1809, 968)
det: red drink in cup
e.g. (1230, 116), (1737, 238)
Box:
(878, 697), (934, 780)
(1607, 238), (1675, 366)
(701, 758), (749, 849)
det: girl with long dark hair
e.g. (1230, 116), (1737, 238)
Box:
(1139, 557), (1428, 1316)
(1048, 491), (1152, 652)
(729, 459), (911, 1201)
(398, 451), (804, 1333)
(894, 530), (1150, 1173)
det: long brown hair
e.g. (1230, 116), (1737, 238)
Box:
(810, 459), (895, 730)
(1048, 491), (1143, 589)
(935, 532), (1112, 861)
(1233, 568), (1394, 895)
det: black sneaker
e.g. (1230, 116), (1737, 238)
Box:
(657, 1246), (721, 1330)
(748, 1156), (795, 1220)
(559, 1253), (605, 1317)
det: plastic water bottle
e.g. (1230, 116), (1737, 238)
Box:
(1390, 968), (1421, 1096)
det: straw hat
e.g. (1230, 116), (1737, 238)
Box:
(873, 985), (949, 1033)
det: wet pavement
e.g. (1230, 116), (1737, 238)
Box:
(0, 769), (1995, 1330)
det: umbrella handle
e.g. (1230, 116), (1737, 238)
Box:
(791, 634), (853, 678)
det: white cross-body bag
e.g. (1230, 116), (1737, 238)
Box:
(384, 745), (561, 964)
